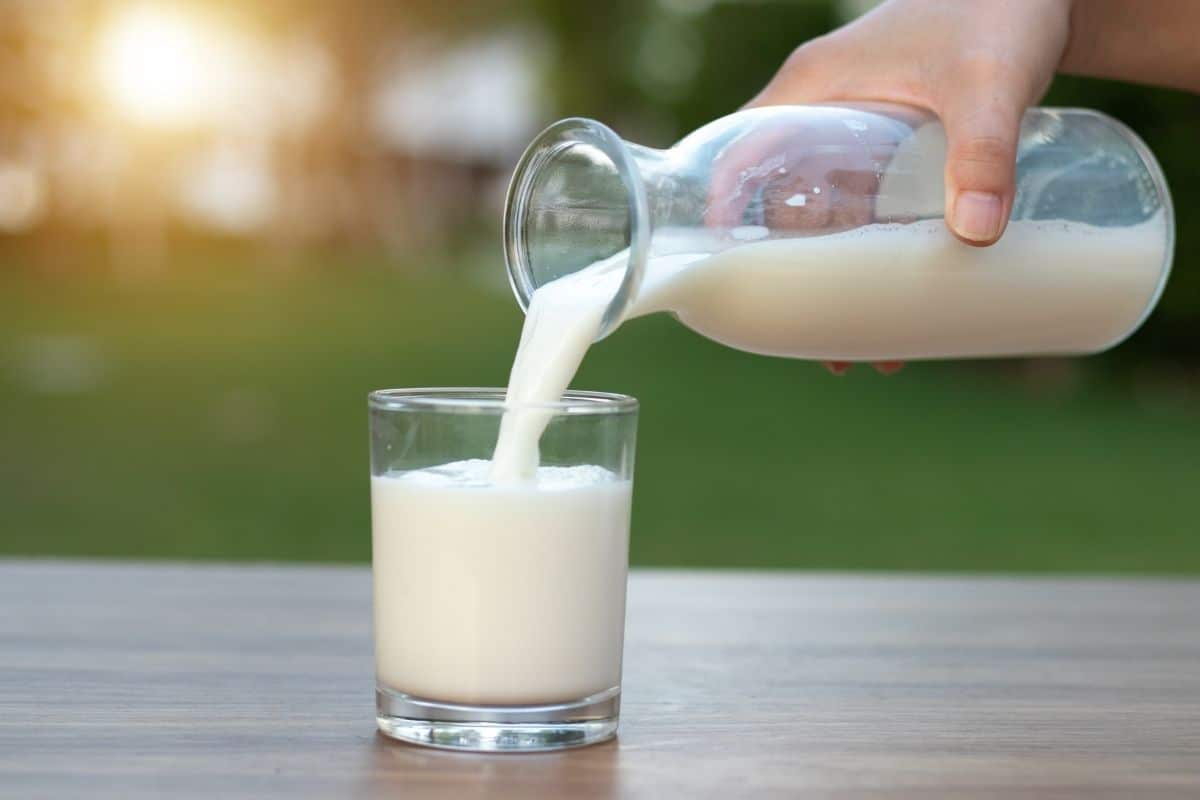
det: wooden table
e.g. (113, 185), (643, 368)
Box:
(2, 560), (1199, 798)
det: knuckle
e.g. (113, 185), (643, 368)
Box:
(783, 43), (814, 73)
(956, 51), (1012, 84)
(784, 34), (835, 72)
(949, 134), (1015, 190)
(954, 135), (1014, 167)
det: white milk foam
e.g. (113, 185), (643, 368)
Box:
(371, 460), (631, 704)
(491, 213), (1166, 481)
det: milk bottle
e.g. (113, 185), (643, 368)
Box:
(490, 104), (1172, 479)
(504, 105), (1172, 360)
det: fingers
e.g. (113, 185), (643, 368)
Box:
(939, 82), (1022, 246)
(706, 117), (883, 234)
(821, 361), (905, 376)
(703, 124), (797, 228)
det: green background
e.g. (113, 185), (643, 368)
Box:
(3, 251), (1196, 572)
(2, 0), (1198, 571)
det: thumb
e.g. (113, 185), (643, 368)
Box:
(940, 95), (1021, 246)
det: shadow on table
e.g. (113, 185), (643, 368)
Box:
(358, 732), (623, 798)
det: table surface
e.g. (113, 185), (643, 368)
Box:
(2, 561), (1199, 799)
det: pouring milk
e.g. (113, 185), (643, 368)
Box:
(488, 106), (1173, 480)
(490, 212), (1165, 482)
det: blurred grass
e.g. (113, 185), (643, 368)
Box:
(1, 251), (1198, 572)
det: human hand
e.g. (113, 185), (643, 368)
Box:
(750, 0), (1072, 374)
(752, 0), (1071, 246)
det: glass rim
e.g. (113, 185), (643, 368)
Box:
(368, 387), (639, 415)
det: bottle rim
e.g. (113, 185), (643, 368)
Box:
(503, 117), (649, 339)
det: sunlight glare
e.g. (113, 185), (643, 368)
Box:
(97, 6), (215, 127)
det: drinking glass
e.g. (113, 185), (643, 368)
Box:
(369, 388), (638, 751)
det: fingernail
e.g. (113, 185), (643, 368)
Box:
(826, 361), (851, 376)
(952, 191), (1003, 242)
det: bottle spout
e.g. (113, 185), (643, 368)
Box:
(504, 117), (649, 339)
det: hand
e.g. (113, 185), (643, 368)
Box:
(750, 0), (1072, 374)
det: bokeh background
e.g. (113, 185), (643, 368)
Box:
(2, 0), (1197, 571)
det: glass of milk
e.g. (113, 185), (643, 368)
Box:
(369, 388), (638, 752)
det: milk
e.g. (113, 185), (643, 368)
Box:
(645, 215), (1167, 360)
(490, 256), (629, 482)
(490, 214), (1165, 481)
(372, 460), (631, 705)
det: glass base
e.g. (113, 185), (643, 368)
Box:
(375, 685), (620, 752)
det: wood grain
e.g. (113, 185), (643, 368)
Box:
(1, 560), (1199, 798)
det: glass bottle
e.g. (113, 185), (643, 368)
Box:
(503, 104), (1173, 361)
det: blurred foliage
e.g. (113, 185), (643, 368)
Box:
(1, 1), (1198, 570)
(525, 0), (839, 144)
(6, 0), (1195, 354)
(2, 257), (1198, 571)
